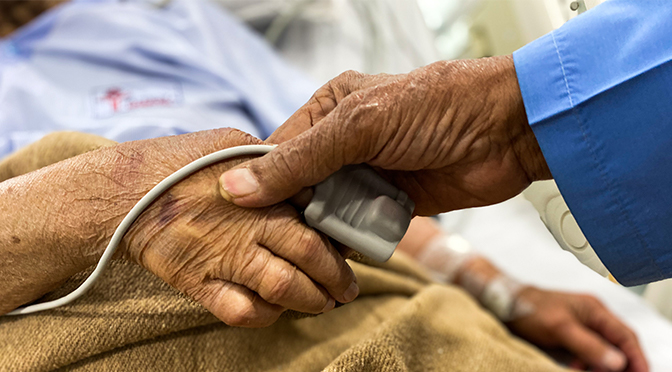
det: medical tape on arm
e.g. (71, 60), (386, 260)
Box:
(461, 269), (535, 321)
(417, 233), (534, 321)
(416, 233), (477, 283)
(479, 275), (535, 321)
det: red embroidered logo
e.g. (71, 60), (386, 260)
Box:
(101, 88), (127, 112)
(92, 82), (183, 118)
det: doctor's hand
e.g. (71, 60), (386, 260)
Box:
(219, 55), (551, 215)
(508, 288), (648, 372)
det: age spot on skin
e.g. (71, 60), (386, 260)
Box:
(10, 236), (21, 244)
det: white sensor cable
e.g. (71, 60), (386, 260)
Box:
(6, 144), (276, 316)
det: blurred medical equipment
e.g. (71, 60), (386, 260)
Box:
(644, 281), (672, 321)
(214, 0), (439, 84)
(416, 0), (601, 60)
(524, 181), (609, 277)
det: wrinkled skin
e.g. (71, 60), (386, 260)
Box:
(509, 288), (648, 372)
(0, 129), (357, 327)
(220, 55), (551, 215)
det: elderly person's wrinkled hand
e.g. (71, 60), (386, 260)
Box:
(218, 55), (551, 216)
(0, 129), (357, 327)
(508, 288), (648, 372)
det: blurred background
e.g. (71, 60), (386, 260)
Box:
(214, 0), (594, 82)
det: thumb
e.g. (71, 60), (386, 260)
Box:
(219, 103), (372, 207)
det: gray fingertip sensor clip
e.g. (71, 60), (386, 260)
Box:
(304, 165), (415, 262)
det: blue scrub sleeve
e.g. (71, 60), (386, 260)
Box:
(513, 0), (672, 285)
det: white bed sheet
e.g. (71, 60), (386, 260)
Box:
(439, 195), (672, 371)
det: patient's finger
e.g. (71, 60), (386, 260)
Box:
(555, 321), (627, 372)
(224, 244), (336, 314)
(259, 212), (358, 304)
(586, 305), (649, 372)
(193, 280), (284, 328)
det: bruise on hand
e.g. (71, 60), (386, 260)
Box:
(158, 193), (180, 228)
(115, 128), (266, 267)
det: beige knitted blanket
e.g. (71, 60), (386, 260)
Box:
(0, 132), (570, 372)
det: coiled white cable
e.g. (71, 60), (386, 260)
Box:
(6, 144), (276, 316)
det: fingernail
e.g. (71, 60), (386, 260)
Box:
(219, 168), (259, 200)
(602, 349), (627, 371)
(343, 282), (359, 303)
(321, 297), (335, 313)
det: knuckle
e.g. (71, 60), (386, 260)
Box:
(334, 69), (365, 84)
(309, 70), (367, 119)
(231, 246), (267, 284)
(347, 90), (385, 119)
(548, 317), (571, 336)
(295, 230), (327, 265)
(264, 265), (297, 304)
(218, 127), (263, 147)
(249, 150), (305, 195)
(256, 205), (300, 247)
(181, 281), (211, 305)
(308, 94), (337, 122)
(582, 294), (603, 308)
(337, 96), (371, 133)
(225, 302), (262, 327)
(342, 95), (386, 148)
(297, 233), (351, 288)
